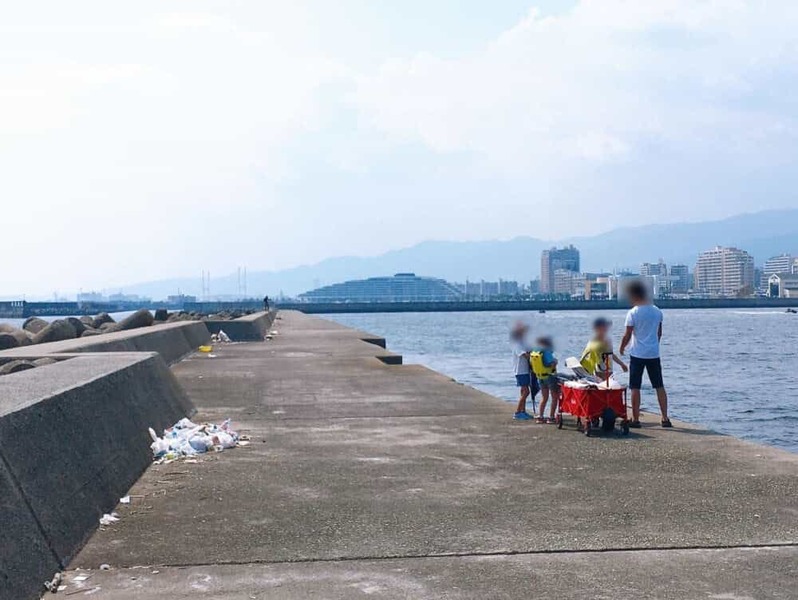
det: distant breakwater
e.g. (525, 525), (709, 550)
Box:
(278, 297), (798, 314)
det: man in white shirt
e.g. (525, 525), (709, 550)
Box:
(619, 281), (671, 428)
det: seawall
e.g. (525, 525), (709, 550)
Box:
(59, 310), (798, 599)
(278, 297), (798, 314)
(0, 320), (210, 367)
(0, 320), (212, 600)
(0, 353), (194, 600)
(203, 310), (276, 341)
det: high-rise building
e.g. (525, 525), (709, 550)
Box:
(540, 245), (580, 294)
(640, 260), (668, 278)
(669, 264), (690, 294)
(694, 246), (755, 297)
(498, 279), (519, 296)
(762, 254), (794, 287)
(640, 259), (669, 295)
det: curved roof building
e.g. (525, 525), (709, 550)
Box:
(299, 273), (464, 303)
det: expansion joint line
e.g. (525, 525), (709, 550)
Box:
(144, 541), (798, 570)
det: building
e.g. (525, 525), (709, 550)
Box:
(540, 246), (580, 294)
(498, 279), (519, 297)
(299, 273), (464, 303)
(640, 260), (669, 296)
(552, 269), (586, 297)
(77, 291), (105, 303)
(768, 273), (798, 298)
(669, 264), (690, 294)
(762, 254), (794, 288)
(166, 294), (197, 306)
(764, 254), (794, 276)
(640, 260), (668, 278)
(694, 246), (755, 297)
(108, 293), (150, 303)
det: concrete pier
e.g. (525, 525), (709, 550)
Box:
(64, 311), (798, 598)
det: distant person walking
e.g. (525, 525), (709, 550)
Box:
(263, 296), (270, 311)
(619, 281), (671, 428)
(510, 321), (537, 420)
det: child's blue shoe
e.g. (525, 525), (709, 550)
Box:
(514, 411), (532, 421)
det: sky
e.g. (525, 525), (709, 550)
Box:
(3, 0), (798, 296)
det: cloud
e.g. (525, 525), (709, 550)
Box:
(2, 1), (798, 296)
(352, 1), (798, 173)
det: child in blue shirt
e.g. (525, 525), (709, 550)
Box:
(530, 336), (560, 424)
(510, 322), (538, 420)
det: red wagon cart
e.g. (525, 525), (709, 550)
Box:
(557, 383), (630, 436)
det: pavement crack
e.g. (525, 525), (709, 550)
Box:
(108, 541), (798, 571)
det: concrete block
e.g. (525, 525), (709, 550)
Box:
(0, 321), (210, 366)
(203, 310), (276, 342)
(0, 457), (60, 600)
(0, 354), (195, 571)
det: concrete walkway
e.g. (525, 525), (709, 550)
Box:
(66, 311), (798, 599)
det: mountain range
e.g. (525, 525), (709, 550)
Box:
(123, 209), (798, 299)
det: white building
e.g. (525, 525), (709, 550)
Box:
(553, 269), (586, 297)
(762, 254), (794, 288)
(764, 254), (794, 275)
(768, 273), (798, 298)
(694, 246), (755, 297)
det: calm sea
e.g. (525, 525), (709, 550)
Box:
(325, 309), (798, 453)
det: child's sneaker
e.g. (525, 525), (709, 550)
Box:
(513, 412), (532, 421)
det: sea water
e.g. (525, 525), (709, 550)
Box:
(326, 309), (798, 453)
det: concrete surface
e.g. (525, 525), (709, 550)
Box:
(0, 353), (195, 600)
(60, 546), (798, 599)
(66, 311), (798, 599)
(204, 310), (277, 342)
(0, 455), (60, 600)
(0, 320), (210, 366)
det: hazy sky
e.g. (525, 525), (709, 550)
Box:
(3, 1), (798, 295)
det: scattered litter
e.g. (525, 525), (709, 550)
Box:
(79, 587), (102, 596)
(218, 330), (231, 343)
(269, 330), (278, 336)
(73, 576), (89, 583)
(44, 572), (62, 593)
(99, 513), (120, 526)
(151, 570), (160, 575)
(207, 353), (217, 358)
(57, 585), (67, 592)
(99, 564), (111, 571)
(148, 418), (245, 463)
(198, 345), (213, 353)
(119, 496), (131, 504)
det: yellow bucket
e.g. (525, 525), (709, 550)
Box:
(198, 345), (213, 353)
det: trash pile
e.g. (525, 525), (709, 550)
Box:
(148, 418), (247, 463)
(211, 329), (232, 343)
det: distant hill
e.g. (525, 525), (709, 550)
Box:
(123, 209), (798, 299)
